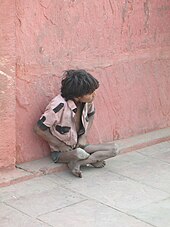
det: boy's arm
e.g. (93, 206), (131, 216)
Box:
(86, 114), (94, 133)
(77, 115), (94, 147)
(34, 124), (72, 152)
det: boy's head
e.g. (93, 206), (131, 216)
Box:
(61, 69), (99, 102)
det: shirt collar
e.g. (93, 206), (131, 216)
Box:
(67, 99), (77, 113)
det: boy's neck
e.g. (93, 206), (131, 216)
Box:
(75, 101), (82, 107)
(73, 100), (85, 109)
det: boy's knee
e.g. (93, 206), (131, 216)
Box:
(109, 144), (119, 157)
(75, 148), (90, 160)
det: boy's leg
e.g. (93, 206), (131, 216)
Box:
(68, 143), (120, 178)
(82, 143), (118, 167)
(51, 148), (90, 163)
(83, 143), (119, 154)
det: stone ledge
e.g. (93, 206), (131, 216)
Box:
(116, 127), (170, 153)
(0, 127), (170, 187)
(0, 158), (67, 188)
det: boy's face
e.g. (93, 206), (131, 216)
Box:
(76, 91), (96, 103)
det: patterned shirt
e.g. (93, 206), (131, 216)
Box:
(38, 94), (95, 148)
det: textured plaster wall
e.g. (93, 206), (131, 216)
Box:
(0, 0), (170, 167)
(0, 1), (16, 169)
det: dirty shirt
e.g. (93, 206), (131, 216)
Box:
(37, 94), (95, 148)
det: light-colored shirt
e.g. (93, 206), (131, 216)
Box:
(38, 94), (95, 148)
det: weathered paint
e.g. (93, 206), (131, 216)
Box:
(0, 0), (170, 167)
(0, 1), (16, 169)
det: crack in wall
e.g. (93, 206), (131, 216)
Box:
(144, 0), (150, 32)
(39, 1), (57, 26)
(121, 0), (134, 34)
(108, 0), (114, 15)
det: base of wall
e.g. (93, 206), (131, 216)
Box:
(1, 127), (170, 187)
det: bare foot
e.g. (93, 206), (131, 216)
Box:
(91, 160), (106, 168)
(67, 161), (82, 178)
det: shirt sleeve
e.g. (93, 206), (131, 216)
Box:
(37, 102), (64, 130)
(87, 102), (95, 117)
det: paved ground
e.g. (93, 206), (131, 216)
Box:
(0, 141), (170, 227)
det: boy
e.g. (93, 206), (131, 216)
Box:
(34, 69), (119, 178)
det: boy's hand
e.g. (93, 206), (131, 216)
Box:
(77, 135), (87, 148)
(55, 143), (72, 152)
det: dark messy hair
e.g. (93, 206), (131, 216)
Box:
(61, 69), (99, 100)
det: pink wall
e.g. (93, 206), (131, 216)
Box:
(0, 0), (170, 168)
(0, 1), (16, 169)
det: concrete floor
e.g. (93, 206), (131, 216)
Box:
(0, 141), (170, 227)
